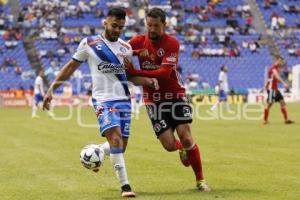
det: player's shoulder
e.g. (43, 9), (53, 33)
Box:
(131, 34), (146, 41)
(163, 34), (180, 49)
(128, 34), (146, 44)
(270, 64), (279, 71)
(85, 35), (102, 45)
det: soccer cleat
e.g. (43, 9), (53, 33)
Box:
(196, 180), (211, 192)
(285, 119), (294, 124)
(32, 115), (40, 119)
(179, 149), (190, 167)
(121, 184), (136, 198)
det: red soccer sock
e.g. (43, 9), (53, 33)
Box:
(175, 139), (183, 150)
(281, 107), (288, 121)
(187, 144), (204, 181)
(264, 108), (269, 122)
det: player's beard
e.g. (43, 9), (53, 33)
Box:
(148, 32), (160, 41)
(105, 30), (119, 42)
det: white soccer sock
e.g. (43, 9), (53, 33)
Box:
(210, 101), (219, 110)
(32, 105), (37, 117)
(100, 141), (110, 156)
(110, 152), (129, 186)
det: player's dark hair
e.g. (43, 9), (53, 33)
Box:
(147, 7), (166, 23)
(107, 7), (126, 20)
(220, 65), (226, 71)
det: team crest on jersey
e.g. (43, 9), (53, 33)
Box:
(157, 48), (165, 57)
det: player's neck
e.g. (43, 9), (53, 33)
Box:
(149, 33), (165, 44)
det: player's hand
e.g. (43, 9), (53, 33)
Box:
(284, 82), (291, 89)
(133, 49), (149, 59)
(138, 49), (149, 59)
(43, 91), (52, 111)
(147, 78), (159, 90)
(123, 57), (136, 74)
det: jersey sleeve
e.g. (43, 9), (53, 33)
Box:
(128, 36), (142, 50)
(72, 38), (88, 63)
(161, 40), (179, 67)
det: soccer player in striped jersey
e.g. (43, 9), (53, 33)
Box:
(43, 8), (158, 198)
(125, 7), (210, 192)
(264, 56), (294, 124)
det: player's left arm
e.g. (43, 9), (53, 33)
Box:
(273, 69), (289, 88)
(125, 41), (179, 78)
(128, 76), (159, 90)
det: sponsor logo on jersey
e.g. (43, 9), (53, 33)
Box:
(166, 53), (177, 62)
(97, 61), (124, 74)
(142, 61), (159, 70)
(157, 48), (165, 57)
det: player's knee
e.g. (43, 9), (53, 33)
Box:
(105, 129), (123, 148)
(180, 135), (194, 149)
(162, 141), (177, 152)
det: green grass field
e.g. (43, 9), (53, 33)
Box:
(0, 103), (300, 200)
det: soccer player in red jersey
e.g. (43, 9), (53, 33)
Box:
(264, 56), (294, 124)
(125, 7), (210, 191)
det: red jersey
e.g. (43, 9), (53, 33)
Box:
(266, 64), (279, 90)
(129, 34), (185, 103)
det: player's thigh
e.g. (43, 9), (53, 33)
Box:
(146, 103), (176, 151)
(145, 103), (173, 137)
(93, 100), (122, 137)
(104, 126), (123, 149)
(158, 128), (177, 152)
(122, 137), (129, 152)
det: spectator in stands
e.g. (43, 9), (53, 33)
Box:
(1, 57), (16, 71)
(201, 80), (211, 90)
(15, 65), (22, 76)
(271, 12), (279, 30)
(264, 0), (271, 9)
(245, 14), (253, 28)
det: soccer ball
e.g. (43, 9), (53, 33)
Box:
(80, 144), (105, 170)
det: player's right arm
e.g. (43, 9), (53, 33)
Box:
(43, 38), (88, 110)
(43, 59), (81, 110)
